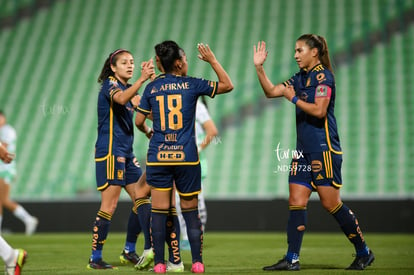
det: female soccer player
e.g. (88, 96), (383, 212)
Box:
(87, 49), (154, 269)
(135, 40), (233, 273)
(0, 111), (38, 235)
(253, 35), (375, 271)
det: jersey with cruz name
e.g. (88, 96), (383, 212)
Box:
(283, 64), (342, 154)
(137, 74), (217, 165)
(95, 76), (136, 159)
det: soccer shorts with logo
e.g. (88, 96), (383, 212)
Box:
(95, 155), (142, 191)
(288, 151), (343, 190)
(146, 164), (201, 196)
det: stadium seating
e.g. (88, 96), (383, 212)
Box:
(0, 0), (412, 199)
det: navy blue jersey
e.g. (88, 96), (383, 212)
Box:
(137, 74), (217, 165)
(95, 76), (136, 159)
(284, 64), (342, 154)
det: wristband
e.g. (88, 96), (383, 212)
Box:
(291, 96), (298, 105)
(146, 127), (152, 134)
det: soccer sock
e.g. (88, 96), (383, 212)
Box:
(124, 208), (142, 253)
(0, 236), (14, 264)
(331, 202), (369, 256)
(198, 191), (207, 231)
(286, 206), (307, 263)
(135, 197), (152, 250)
(90, 210), (112, 262)
(166, 207), (181, 264)
(13, 205), (32, 223)
(151, 208), (169, 265)
(182, 207), (203, 263)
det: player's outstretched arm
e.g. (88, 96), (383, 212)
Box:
(283, 85), (329, 119)
(197, 43), (234, 94)
(113, 59), (155, 105)
(135, 113), (153, 139)
(254, 41), (285, 98)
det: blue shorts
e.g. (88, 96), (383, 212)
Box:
(146, 164), (201, 196)
(95, 155), (142, 191)
(288, 151), (342, 191)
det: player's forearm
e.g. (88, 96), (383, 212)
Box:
(255, 65), (283, 98)
(115, 78), (146, 105)
(295, 100), (327, 119)
(210, 61), (234, 94)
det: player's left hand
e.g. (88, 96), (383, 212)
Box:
(253, 41), (268, 66)
(197, 43), (217, 63)
(283, 85), (296, 102)
(140, 59), (155, 81)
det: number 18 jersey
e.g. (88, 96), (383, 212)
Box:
(137, 74), (217, 166)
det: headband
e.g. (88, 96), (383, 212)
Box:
(109, 49), (127, 64)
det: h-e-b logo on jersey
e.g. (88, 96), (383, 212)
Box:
(157, 151), (185, 161)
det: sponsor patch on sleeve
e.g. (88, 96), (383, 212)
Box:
(315, 85), (331, 98)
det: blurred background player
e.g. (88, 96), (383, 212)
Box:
(135, 40), (233, 273)
(254, 35), (374, 271)
(175, 96), (218, 250)
(0, 141), (27, 275)
(0, 111), (38, 235)
(88, 49), (154, 269)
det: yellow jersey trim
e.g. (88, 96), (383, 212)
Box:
(146, 160), (200, 166)
(324, 118), (343, 155)
(177, 190), (201, 197)
(136, 106), (151, 114)
(153, 187), (173, 192)
(97, 182), (109, 191)
(95, 99), (115, 161)
(210, 81), (217, 97)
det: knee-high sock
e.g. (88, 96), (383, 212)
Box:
(151, 208), (168, 265)
(0, 236), (14, 265)
(135, 197), (152, 250)
(182, 207), (203, 263)
(124, 208), (142, 253)
(91, 210), (112, 261)
(331, 202), (369, 256)
(286, 206), (307, 263)
(166, 207), (181, 264)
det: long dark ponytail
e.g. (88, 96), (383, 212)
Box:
(297, 34), (333, 73)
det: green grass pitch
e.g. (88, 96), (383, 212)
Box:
(3, 232), (414, 274)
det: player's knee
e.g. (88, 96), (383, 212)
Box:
(297, 225), (306, 231)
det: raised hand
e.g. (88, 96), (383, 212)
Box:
(197, 43), (217, 63)
(253, 41), (268, 66)
(140, 59), (155, 81)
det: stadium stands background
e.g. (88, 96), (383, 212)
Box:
(0, 0), (413, 232)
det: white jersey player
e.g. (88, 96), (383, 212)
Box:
(0, 111), (38, 235)
(175, 98), (218, 249)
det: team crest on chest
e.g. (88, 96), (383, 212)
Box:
(316, 73), (326, 83)
(299, 92), (308, 102)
